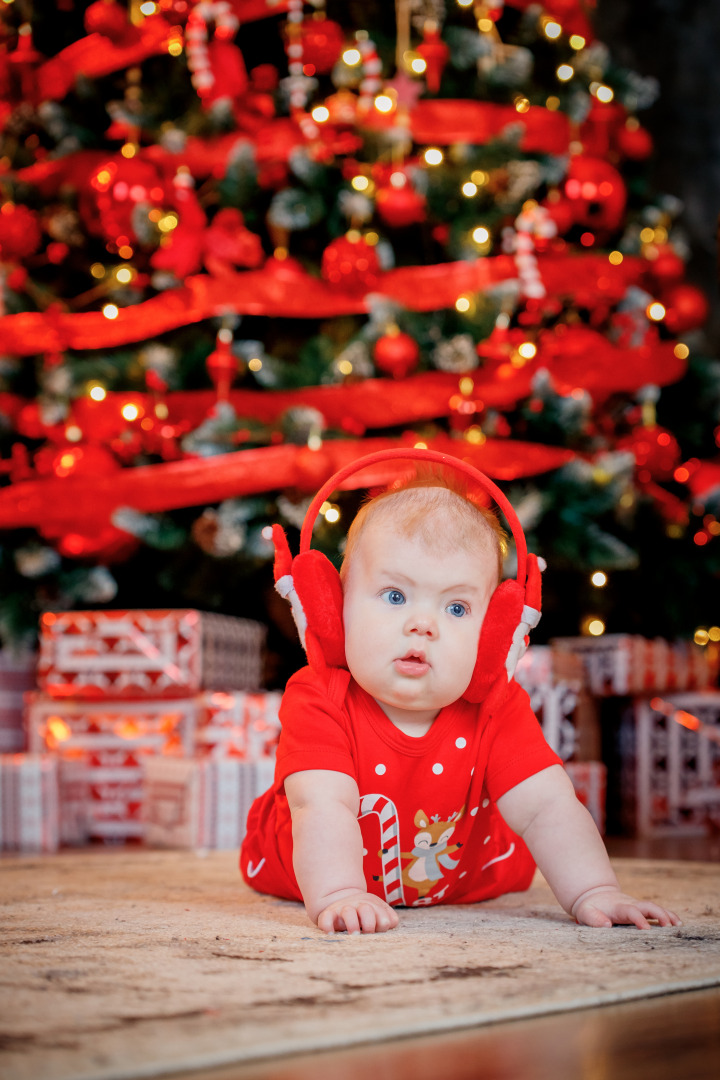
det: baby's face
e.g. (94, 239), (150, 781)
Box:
(342, 519), (497, 729)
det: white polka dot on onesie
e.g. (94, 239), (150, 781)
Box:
(455, 737), (467, 748)
(432, 762), (443, 775)
(375, 763), (386, 775)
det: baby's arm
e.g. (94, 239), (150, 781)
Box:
(285, 769), (399, 934)
(496, 765), (681, 928)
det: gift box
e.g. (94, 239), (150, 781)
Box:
(25, 693), (199, 841)
(565, 761), (607, 835)
(515, 645), (599, 761)
(0, 650), (37, 753)
(37, 609), (266, 699)
(143, 756), (275, 850)
(195, 690), (282, 760)
(0, 754), (59, 852)
(612, 692), (720, 838)
(551, 635), (715, 697)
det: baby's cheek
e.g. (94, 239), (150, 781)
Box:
(452, 627), (481, 685)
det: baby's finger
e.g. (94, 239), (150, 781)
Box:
(340, 904), (362, 935)
(377, 905), (400, 932)
(357, 903), (380, 934)
(368, 904), (398, 933)
(317, 908), (339, 934)
(621, 904), (652, 929)
(636, 902), (682, 927)
(577, 904), (613, 928)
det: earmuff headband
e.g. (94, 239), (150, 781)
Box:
(298, 447), (527, 583)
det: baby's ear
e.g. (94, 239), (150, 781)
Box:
(292, 551), (347, 670)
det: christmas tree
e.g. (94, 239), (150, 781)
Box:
(0, 0), (719, 683)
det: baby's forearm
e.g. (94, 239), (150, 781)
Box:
(291, 802), (367, 921)
(522, 796), (618, 916)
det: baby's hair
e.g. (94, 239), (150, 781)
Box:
(340, 464), (508, 586)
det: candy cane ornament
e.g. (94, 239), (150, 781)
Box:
(185, 1), (240, 101)
(284, 0), (310, 110)
(510, 203), (556, 300)
(356, 35), (383, 113)
(359, 792), (406, 906)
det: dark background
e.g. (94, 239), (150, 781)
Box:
(596, 0), (720, 347)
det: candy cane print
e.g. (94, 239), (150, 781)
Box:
(359, 793), (406, 906)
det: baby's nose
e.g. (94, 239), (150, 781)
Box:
(406, 611), (436, 637)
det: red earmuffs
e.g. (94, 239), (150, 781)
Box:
(272, 448), (543, 704)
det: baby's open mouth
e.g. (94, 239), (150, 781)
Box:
(394, 651), (430, 675)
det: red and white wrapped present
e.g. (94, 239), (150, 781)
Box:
(565, 761), (607, 835)
(551, 634), (715, 697)
(25, 693), (199, 841)
(0, 651), (37, 753)
(143, 756), (275, 850)
(0, 754), (59, 852)
(515, 646), (584, 760)
(195, 690), (281, 760)
(37, 609), (266, 699)
(615, 692), (720, 838)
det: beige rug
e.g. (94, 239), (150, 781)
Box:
(1, 850), (719, 1080)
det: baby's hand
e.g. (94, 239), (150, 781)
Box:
(572, 886), (682, 929)
(316, 891), (400, 935)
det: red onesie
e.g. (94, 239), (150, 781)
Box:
(240, 666), (562, 908)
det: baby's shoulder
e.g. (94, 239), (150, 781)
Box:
(281, 665), (353, 725)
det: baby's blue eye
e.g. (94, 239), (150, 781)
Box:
(447, 602), (468, 618)
(381, 588), (406, 606)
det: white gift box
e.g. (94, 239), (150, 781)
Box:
(143, 756), (275, 850)
(25, 693), (199, 842)
(0, 754), (59, 852)
(38, 609), (266, 699)
(514, 645), (594, 761)
(195, 690), (282, 760)
(617, 692), (720, 838)
(551, 635), (715, 697)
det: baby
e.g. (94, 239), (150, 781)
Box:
(241, 475), (681, 934)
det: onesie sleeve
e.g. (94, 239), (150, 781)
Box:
(482, 680), (563, 802)
(275, 666), (358, 785)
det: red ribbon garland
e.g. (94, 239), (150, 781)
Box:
(0, 434), (576, 539)
(0, 331), (686, 446)
(365, 101), (572, 155)
(0, 252), (650, 356)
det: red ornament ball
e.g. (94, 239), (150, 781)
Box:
(156, 0), (192, 27)
(617, 424), (681, 483)
(321, 232), (381, 292)
(84, 0), (130, 42)
(376, 180), (427, 228)
(646, 244), (684, 286)
(299, 17), (345, 74)
(51, 442), (121, 480)
(373, 329), (420, 379)
(662, 283), (709, 335)
(0, 202), (42, 260)
(564, 156), (627, 232)
(616, 120), (653, 161)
